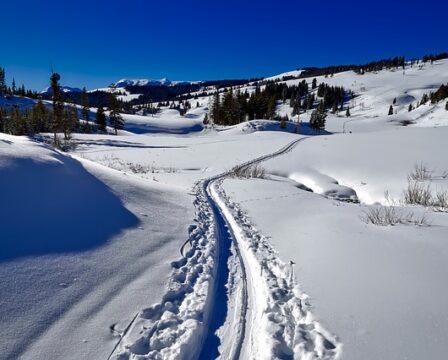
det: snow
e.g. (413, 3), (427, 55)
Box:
(121, 107), (205, 134)
(262, 127), (448, 205)
(40, 85), (82, 95)
(113, 78), (199, 88)
(223, 177), (448, 360)
(1, 55), (448, 360)
(0, 133), (194, 360)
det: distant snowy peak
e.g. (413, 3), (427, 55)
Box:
(113, 78), (199, 88)
(40, 86), (82, 95)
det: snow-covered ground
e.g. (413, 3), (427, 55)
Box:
(1, 57), (448, 360)
(0, 134), (194, 360)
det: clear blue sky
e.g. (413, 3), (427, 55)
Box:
(1, 0), (447, 91)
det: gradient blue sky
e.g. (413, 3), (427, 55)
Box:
(1, 0), (447, 90)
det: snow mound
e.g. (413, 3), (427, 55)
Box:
(223, 120), (328, 136)
(122, 108), (204, 134)
(0, 133), (138, 262)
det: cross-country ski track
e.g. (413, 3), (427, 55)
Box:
(112, 137), (341, 360)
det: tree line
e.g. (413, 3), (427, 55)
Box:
(0, 71), (124, 142)
(209, 79), (349, 130)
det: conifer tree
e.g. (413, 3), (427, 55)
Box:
(388, 105), (394, 115)
(0, 107), (4, 132)
(312, 78), (317, 89)
(30, 99), (49, 133)
(50, 72), (64, 142)
(408, 104), (413, 112)
(12, 78), (16, 95)
(81, 87), (90, 132)
(446, 101), (448, 111)
(346, 107), (350, 117)
(96, 106), (107, 132)
(211, 91), (221, 124)
(310, 103), (327, 130)
(0, 67), (6, 95)
(108, 90), (123, 135)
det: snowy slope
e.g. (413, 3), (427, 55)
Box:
(274, 59), (448, 131)
(113, 78), (199, 87)
(219, 123), (448, 359)
(0, 133), (194, 360)
(1, 55), (448, 360)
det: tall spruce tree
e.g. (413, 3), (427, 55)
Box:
(0, 67), (6, 95)
(211, 91), (221, 124)
(96, 106), (106, 132)
(388, 105), (394, 115)
(50, 72), (64, 142)
(108, 90), (123, 135)
(81, 87), (90, 132)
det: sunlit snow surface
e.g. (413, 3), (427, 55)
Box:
(1, 59), (448, 359)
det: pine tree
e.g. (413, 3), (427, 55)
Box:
(332, 103), (338, 114)
(310, 107), (327, 130)
(446, 101), (448, 111)
(393, 97), (397, 105)
(0, 108), (4, 132)
(96, 106), (107, 132)
(30, 99), (49, 133)
(408, 104), (413, 112)
(388, 105), (394, 115)
(108, 90), (123, 135)
(0, 67), (6, 95)
(312, 78), (317, 89)
(211, 91), (221, 124)
(346, 107), (351, 117)
(81, 87), (90, 132)
(50, 72), (64, 142)
(11, 78), (16, 95)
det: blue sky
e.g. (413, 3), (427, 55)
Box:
(1, 0), (447, 90)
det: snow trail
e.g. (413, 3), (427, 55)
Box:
(112, 137), (341, 359)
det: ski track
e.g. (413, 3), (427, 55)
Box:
(111, 137), (341, 360)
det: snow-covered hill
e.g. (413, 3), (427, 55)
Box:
(113, 78), (199, 87)
(1, 55), (448, 360)
(40, 85), (82, 95)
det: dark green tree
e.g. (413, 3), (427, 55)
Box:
(50, 72), (64, 142)
(96, 106), (107, 132)
(0, 67), (6, 95)
(211, 91), (221, 124)
(81, 87), (91, 132)
(346, 107), (351, 117)
(108, 90), (123, 135)
(30, 99), (49, 133)
(310, 105), (327, 130)
(388, 105), (394, 115)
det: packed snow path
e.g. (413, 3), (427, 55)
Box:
(113, 138), (341, 360)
